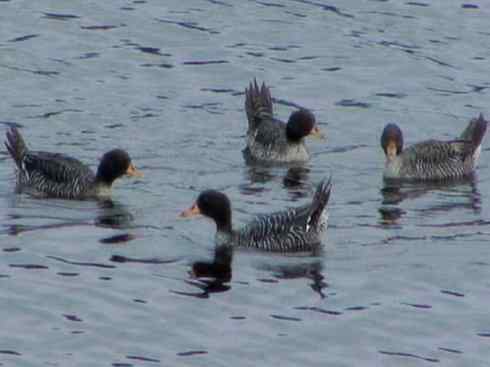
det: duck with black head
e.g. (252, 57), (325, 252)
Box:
(381, 114), (487, 181)
(4, 127), (142, 199)
(180, 176), (332, 254)
(242, 79), (325, 164)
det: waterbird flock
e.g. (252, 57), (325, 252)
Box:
(4, 79), (488, 258)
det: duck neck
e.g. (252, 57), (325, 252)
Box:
(384, 155), (402, 178)
(214, 211), (232, 245)
(95, 168), (118, 186)
(216, 231), (234, 249)
(285, 128), (305, 143)
(94, 181), (113, 197)
(215, 216), (232, 235)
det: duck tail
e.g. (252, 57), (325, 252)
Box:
(307, 175), (332, 230)
(460, 113), (488, 148)
(5, 127), (28, 168)
(245, 78), (273, 131)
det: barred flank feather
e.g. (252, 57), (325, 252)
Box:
(383, 115), (488, 181)
(235, 176), (332, 253)
(5, 128), (136, 199)
(5, 128), (96, 198)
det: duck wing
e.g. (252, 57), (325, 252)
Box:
(245, 79), (274, 133)
(238, 206), (310, 252)
(24, 151), (94, 183)
(5, 127), (28, 168)
(20, 151), (95, 197)
(459, 113), (487, 149)
(401, 140), (473, 179)
(237, 176), (332, 253)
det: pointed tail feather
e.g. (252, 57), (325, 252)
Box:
(5, 127), (28, 168)
(460, 113), (488, 148)
(245, 78), (274, 131)
(307, 175), (332, 230)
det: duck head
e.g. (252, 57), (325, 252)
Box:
(286, 109), (324, 141)
(96, 149), (142, 186)
(381, 123), (403, 160)
(180, 190), (232, 232)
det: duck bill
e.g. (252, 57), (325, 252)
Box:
(179, 203), (201, 218)
(386, 141), (398, 159)
(126, 163), (143, 177)
(309, 126), (325, 140)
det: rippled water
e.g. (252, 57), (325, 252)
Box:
(1, 0), (490, 366)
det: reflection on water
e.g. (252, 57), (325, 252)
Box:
(244, 165), (276, 186)
(191, 244), (233, 283)
(171, 244), (233, 298)
(379, 175), (481, 225)
(94, 199), (134, 229)
(258, 259), (327, 298)
(282, 166), (310, 188)
(95, 200), (136, 244)
(241, 165), (311, 200)
(2, 0), (490, 365)
(3, 198), (135, 242)
(378, 207), (405, 226)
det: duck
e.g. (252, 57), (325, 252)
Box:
(180, 176), (332, 254)
(243, 79), (324, 164)
(381, 114), (487, 181)
(4, 127), (142, 199)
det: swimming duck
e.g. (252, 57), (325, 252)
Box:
(381, 114), (487, 180)
(243, 79), (324, 163)
(180, 176), (332, 254)
(4, 127), (142, 199)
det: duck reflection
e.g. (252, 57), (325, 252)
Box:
(282, 166), (310, 190)
(191, 244), (233, 283)
(242, 165), (311, 200)
(95, 199), (135, 244)
(379, 175), (481, 224)
(378, 206), (406, 226)
(173, 244), (233, 298)
(258, 258), (327, 298)
(94, 199), (134, 229)
(4, 198), (134, 238)
(243, 164), (276, 187)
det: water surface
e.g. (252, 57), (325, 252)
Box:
(1, 0), (490, 366)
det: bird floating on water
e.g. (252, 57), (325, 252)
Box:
(243, 79), (324, 164)
(381, 114), (487, 181)
(180, 175), (332, 254)
(5, 127), (142, 199)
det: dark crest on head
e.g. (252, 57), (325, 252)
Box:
(197, 190), (232, 232)
(286, 109), (316, 141)
(96, 149), (131, 184)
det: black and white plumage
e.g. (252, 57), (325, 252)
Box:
(381, 114), (487, 181)
(4, 127), (142, 199)
(243, 79), (324, 164)
(180, 176), (332, 254)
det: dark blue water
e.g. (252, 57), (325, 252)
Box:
(1, 1), (490, 366)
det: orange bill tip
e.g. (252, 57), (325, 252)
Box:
(126, 163), (143, 177)
(309, 125), (326, 140)
(179, 203), (201, 218)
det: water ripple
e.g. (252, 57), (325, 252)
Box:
(378, 350), (439, 363)
(156, 18), (219, 34)
(8, 34), (39, 42)
(46, 256), (116, 269)
(42, 12), (80, 20)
